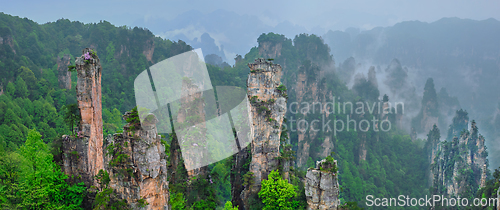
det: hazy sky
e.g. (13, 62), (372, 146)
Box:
(2, 0), (499, 31)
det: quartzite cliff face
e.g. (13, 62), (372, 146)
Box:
(241, 58), (287, 209)
(62, 49), (169, 209)
(430, 112), (488, 197)
(103, 112), (169, 210)
(305, 158), (340, 210)
(76, 48), (104, 183)
(62, 48), (104, 186)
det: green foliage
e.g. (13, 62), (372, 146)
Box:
(223, 201), (238, 210)
(103, 108), (123, 136)
(250, 96), (259, 103)
(319, 155), (338, 173)
(93, 188), (129, 210)
(15, 76), (29, 98)
(95, 169), (111, 189)
(0, 129), (86, 209)
(277, 84), (287, 95)
(340, 201), (364, 210)
(137, 197), (149, 208)
(93, 169), (129, 210)
(169, 193), (186, 210)
(125, 106), (140, 130)
(63, 103), (80, 134)
(211, 160), (232, 206)
(258, 170), (297, 210)
(68, 65), (76, 72)
(257, 32), (288, 45)
(242, 171), (254, 188)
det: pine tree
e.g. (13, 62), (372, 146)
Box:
(15, 76), (28, 98)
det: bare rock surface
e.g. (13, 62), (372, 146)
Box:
(305, 159), (340, 210)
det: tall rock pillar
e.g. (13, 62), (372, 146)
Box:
(76, 48), (104, 182)
(241, 58), (287, 208)
(305, 158), (340, 210)
(103, 112), (169, 210)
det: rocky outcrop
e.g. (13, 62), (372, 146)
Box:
(103, 112), (169, 210)
(61, 49), (169, 209)
(430, 117), (488, 197)
(76, 48), (104, 182)
(305, 158), (340, 210)
(173, 78), (208, 178)
(62, 48), (103, 186)
(0, 35), (16, 54)
(142, 38), (155, 63)
(57, 54), (71, 89)
(241, 58), (287, 208)
(231, 147), (250, 209)
(258, 42), (282, 59)
(291, 61), (334, 168)
(412, 78), (440, 134)
(498, 188), (500, 210)
(425, 124), (441, 186)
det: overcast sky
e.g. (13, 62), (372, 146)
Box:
(2, 0), (499, 32)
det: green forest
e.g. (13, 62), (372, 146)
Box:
(0, 12), (498, 210)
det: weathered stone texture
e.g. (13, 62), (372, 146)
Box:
(431, 121), (488, 197)
(305, 159), (340, 210)
(174, 78), (208, 178)
(62, 49), (103, 187)
(104, 113), (169, 210)
(75, 48), (104, 182)
(241, 58), (287, 209)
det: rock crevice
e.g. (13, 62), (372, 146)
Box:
(241, 58), (287, 209)
(103, 112), (169, 210)
(305, 159), (340, 210)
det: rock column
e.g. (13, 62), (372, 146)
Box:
(305, 159), (340, 210)
(104, 112), (169, 210)
(76, 48), (104, 182)
(241, 58), (287, 208)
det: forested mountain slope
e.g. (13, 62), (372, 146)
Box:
(0, 12), (497, 210)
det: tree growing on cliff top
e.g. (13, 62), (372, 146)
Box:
(258, 169), (297, 210)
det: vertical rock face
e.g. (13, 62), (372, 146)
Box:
(498, 188), (500, 210)
(425, 125), (440, 186)
(174, 78), (208, 178)
(61, 48), (169, 209)
(290, 62), (334, 168)
(104, 112), (169, 210)
(258, 42), (282, 59)
(305, 159), (340, 210)
(142, 38), (155, 63)
(62, 49), (103, 187)
(57, 54), (72, 89)
(76, 48), (104, 182)
(242, 58), (287, 208)
(231, 147), (250, 209)
(431, 118), (488, 197)
(412, 78), (440, 134)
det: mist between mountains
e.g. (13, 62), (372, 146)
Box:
(282, 97), (405, 135)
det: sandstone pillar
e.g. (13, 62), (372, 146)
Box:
(241, 58), (287, 208)
(76, 48), (104, 182)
